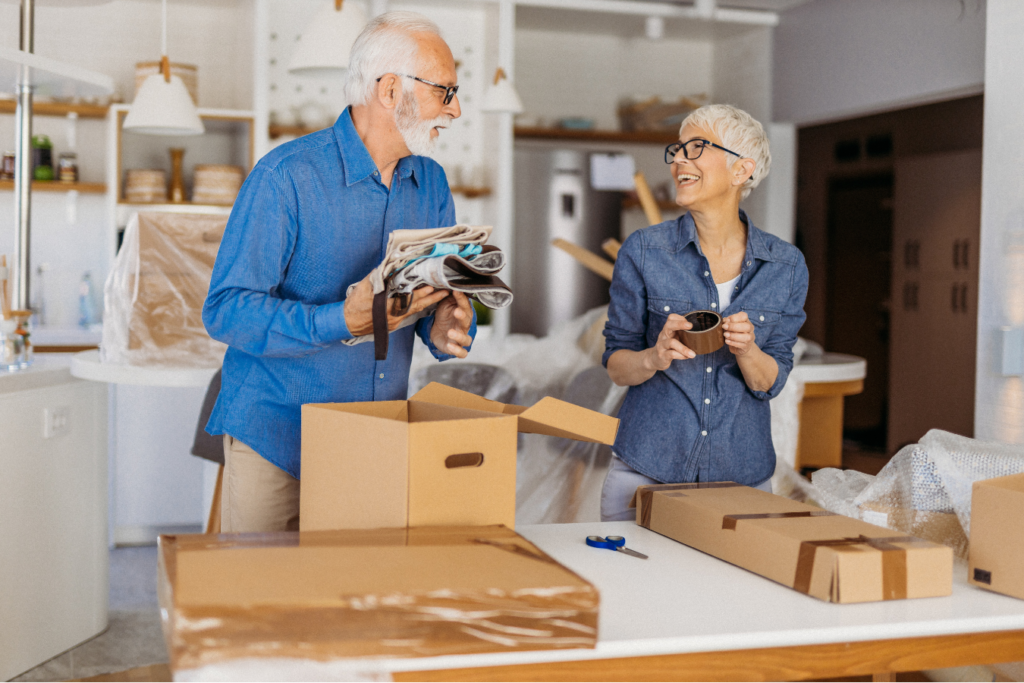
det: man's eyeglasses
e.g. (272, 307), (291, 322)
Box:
(664, 139), (742, 164)
(376, 74), (459, 105)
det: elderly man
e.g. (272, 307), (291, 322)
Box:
(202, 11), (474, 533)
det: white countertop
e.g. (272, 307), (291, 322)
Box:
(70, 349), (218, 388)
(0, 354), (78, 394)
(177, 521), (1024, 680)
(792, 352), (866, 384)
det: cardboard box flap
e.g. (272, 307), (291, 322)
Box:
(410, 382), (619, 444)
(518, 397), (619, 445)
(410, 382), (508, 414)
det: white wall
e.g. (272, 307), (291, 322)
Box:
(773, 0), (986, 125)
(974, 0), (1024, 445)
(0, 0), (255, 110)
(515, 30), (713, 131)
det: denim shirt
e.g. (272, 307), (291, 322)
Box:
(602, 211), (808, 485)
(203, 107), (474, 478)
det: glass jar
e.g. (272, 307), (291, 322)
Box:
(58, 152), (79, 184)
(0, 151), (15, 181)
(0, 319), (25, 372)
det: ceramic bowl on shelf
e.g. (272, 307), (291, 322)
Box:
(192, 164), (244, 206)
(124, 168), (166, 203)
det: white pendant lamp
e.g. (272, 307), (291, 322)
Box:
(288, 0), (368, 77)
(123, 0), (204, 136)
(482, 68), (523, 114)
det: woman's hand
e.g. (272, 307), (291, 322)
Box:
(607, 314), (695, 387)
(430, 290), (474, 358)
(722, 312), (756, 357)
(645, 314), (696, 371)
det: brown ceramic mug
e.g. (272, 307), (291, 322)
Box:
(676, 310), (725, 355)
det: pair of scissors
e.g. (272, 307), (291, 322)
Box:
(586, 535), (648, 560)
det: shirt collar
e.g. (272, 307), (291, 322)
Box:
(679, 209), (776, 263)
(334, 107), (419, 188)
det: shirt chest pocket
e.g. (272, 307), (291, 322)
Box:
(743, 308), (782, 340)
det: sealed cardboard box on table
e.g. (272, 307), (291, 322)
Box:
(632, 482), (952, 603)
(158, 525), (599, 672)
(301, 382), (619, 531)
(969, 473), (1024, 600)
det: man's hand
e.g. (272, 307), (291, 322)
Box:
(343, 273), (450, 337)
(722, 312), (757, 357)
(430, 290), (474, 358)
(644, 314), (695, 372)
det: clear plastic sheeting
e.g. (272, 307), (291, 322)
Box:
(102, 212), (227, 368)
(410, 306), (808, 524)
(812, 429), (1024, 559)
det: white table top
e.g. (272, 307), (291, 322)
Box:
(792, 352), (867, 384)
(70, 349), (218, 388)
(177, 521), (1024, 680)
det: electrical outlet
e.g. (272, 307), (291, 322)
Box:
(43, 406), (70, 439)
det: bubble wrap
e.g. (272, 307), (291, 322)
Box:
(812, 430), (1024, 558)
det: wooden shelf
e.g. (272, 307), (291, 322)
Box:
(0, 180), (106, 193)
(117, 201), (233, 210)
(0, 99), (110, 118)
(514, 127), (679, 144)
(268, 124), (325, 139)
(451, 186), (491, 199)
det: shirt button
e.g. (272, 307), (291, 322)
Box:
(706, 367), (712, 373)
(663, 305), (670, 312)
(711, 302), (717, 308)
(378, 373), (384, 379)
(759, 315), (765, 321)
(746, 261), (752, 266)
(704, 271), (710, 277)
(701, 430), (708, 436)
(704, 398), (710, 404)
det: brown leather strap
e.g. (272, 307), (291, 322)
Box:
(373, 290), (389, 361)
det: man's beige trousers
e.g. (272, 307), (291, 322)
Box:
(221, 435), (300, 532)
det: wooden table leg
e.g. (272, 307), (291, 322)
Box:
(204, 465), (223, 535)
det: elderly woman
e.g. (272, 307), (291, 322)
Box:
(601, 104), (809, 521)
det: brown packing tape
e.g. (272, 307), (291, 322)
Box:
(722, 510), (836, 531)
(791, 535), (929, 600)
(640, 490), (654, 529)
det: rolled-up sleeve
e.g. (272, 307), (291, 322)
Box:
(603, 231), (649, 367)
(749, 252), (809, 401)
(203, 165), (355, 357)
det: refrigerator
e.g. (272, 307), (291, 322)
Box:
(511, 147), (622, 337)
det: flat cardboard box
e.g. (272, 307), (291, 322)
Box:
(158, 525), (599, 671)
(301, 382), (619, 531)
(631, 482), (952, 603)
(969, 472), (1024, 599)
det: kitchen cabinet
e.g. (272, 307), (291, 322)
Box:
(888, 149), (981, 453)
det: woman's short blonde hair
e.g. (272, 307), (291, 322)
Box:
(680, 104), (770, 201)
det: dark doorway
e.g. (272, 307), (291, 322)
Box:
(825, 175), (893, 452)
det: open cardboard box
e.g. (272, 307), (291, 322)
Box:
(301, 382), (619, 531)
(158, 525), (599, 672)
(969, 472), (1024, 599)
(631, 482), (952, 604)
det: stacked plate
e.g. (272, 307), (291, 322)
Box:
(124, 169), (167, 203)
(192, 165), (244, 206)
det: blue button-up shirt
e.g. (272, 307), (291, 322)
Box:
(602, 211), (808, 486)
(203, 108), (473, 478)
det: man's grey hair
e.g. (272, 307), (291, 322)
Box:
(680, 104), (771, 201)
(344, 11), (442, 107)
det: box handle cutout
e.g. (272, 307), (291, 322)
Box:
(974, 568), (992, 585)
(446, 452), (484, 469)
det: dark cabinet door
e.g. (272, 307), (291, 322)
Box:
(889, 149), (981, 453)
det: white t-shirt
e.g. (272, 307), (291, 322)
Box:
(716, 274), (740, 310)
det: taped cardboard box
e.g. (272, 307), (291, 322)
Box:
(158, 525), (599, 671)
(631, 482), (952, 603)
(969, 473), (1024, 599)
(301, 382), (619, 531)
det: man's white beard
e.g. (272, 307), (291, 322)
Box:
(396, 95), (451, 157)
